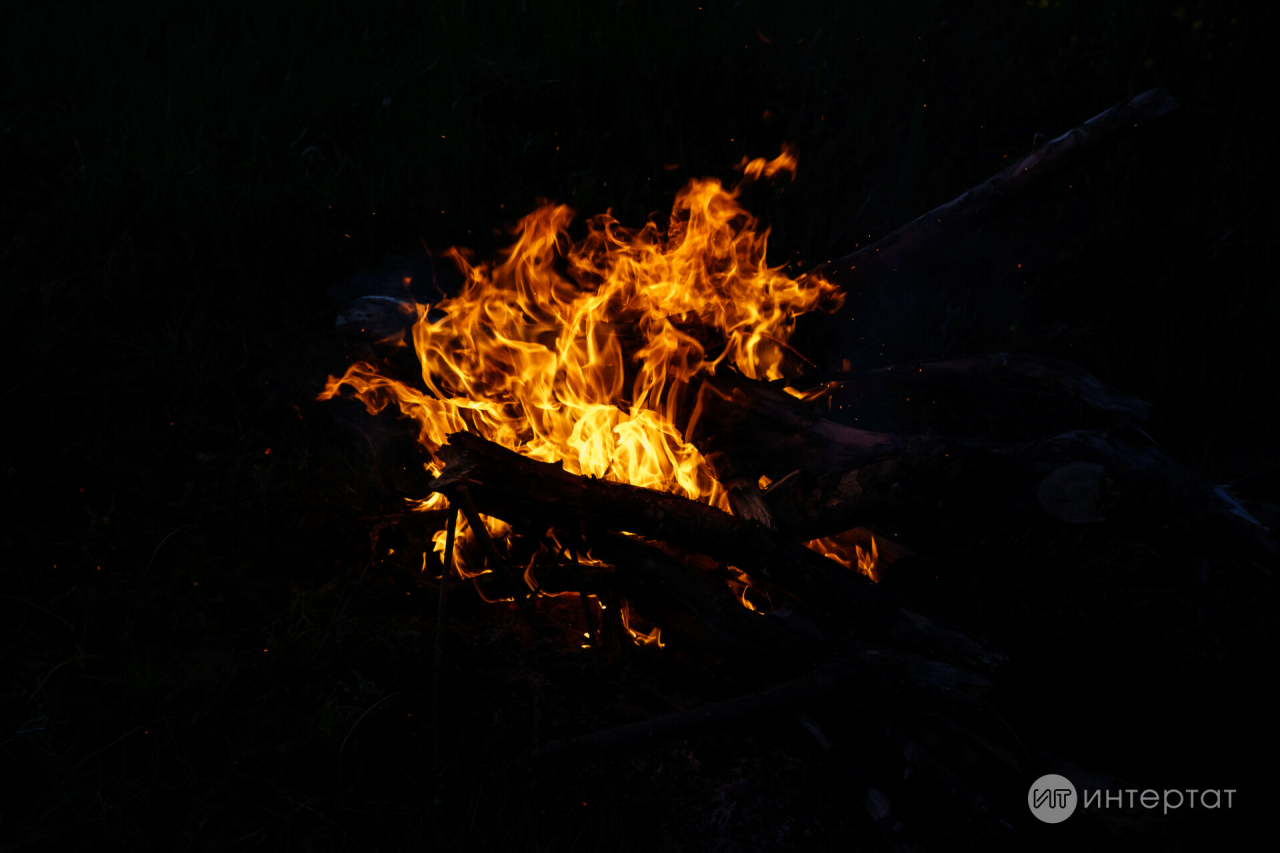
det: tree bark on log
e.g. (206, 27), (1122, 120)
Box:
(689, 367), (907, 489)
(687, 352), (1151, 506)
(687, 370), (1273, 559)
(587, 532), (808, 657)
(800, 88), (1180, 288)
(429, 431), (1007, 673)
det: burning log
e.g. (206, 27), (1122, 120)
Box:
(802, 87), (1180, 288)
(429, 430), (1007, 673)
(586, 532), (807, 657)
(687, 367), (908, 490)
(450, 483), (535, 614)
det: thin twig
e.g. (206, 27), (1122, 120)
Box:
(141, 524), (198, 581)
(804, 88), (1180, 287)
(29, 655), (106, 702)
(2, 594), (78, 634)
(452, 483), (532, 614)
(1230, 461), (1280, 489)
(340, 692), (399, 755)
(71, 718), (170, 771)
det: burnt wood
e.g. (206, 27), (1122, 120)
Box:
(429, 431), (1007, 673)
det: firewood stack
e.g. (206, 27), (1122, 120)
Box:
(328, 89), (1275, 849)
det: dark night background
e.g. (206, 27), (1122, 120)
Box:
(2, 1), (1277, 850)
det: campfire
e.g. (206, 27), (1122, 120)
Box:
(320, 88), (1275, 848)
(321, 146), (882, 604)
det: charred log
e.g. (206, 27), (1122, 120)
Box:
(587, 532), (808, 657)
(429, 431), (1007, 673)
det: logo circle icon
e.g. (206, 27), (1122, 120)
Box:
(1028, 774), (1078, 823)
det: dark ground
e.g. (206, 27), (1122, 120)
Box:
(2, 1), (1278, 850)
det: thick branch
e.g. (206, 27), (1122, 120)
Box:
(802, 87), (1180, 286)
(430, 431), (1007, 673)
(589, 532), (808, 657)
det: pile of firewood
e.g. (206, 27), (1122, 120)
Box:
(335, 89), (1276, 851)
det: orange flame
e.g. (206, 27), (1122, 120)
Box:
(725, 566), (772, 612)
(322, 149), (851, 614)
(620, 600), (664, 648)
(805, 532), (880, 583)
(319, 147), (840, 511)
(430, 510), (514, 582)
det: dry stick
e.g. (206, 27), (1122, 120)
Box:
(801, 87), (1180, 287)
(451, 483), (533, 615)
(432, 507), (458, 776)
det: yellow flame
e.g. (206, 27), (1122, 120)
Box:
(725, 566), (770, 612)
(805, 532), (880, 583)
(406, 491), (450, 512)
(620, 600), (664, 648)
(320, 148), (840, 512)
(431, 512), (512, 579)
(321, 149), (846, 619)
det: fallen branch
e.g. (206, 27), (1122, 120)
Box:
(813, 353), (1151, 441)
(802, 87), (1180, 287)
